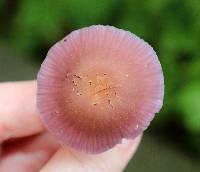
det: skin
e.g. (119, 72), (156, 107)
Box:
(0, 81), (142, 172)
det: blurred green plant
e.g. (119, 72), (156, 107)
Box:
(0, 0), (5, 11)
(0, 0), (200, 153)
(177, 82), (200, 133)
(3, 0), (116, 55)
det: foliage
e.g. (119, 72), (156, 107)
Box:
(177, 82), (200, 133)
(1, 0), (116, 54)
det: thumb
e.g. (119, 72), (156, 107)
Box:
(40, 134), (142, 172)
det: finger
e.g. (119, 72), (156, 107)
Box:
(0, 132), (60, 172)
(0, 81), (45, 143)
(40, 134), (142, 172)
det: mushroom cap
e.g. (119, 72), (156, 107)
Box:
(37, 25), (164, 154)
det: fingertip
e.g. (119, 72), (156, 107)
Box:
(0, 81), (45, 142)
(39, 135), (142, 172)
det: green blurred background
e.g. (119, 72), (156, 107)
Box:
(0, 0), (200, 171)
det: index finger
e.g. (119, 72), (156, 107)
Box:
(0, 81), (45, 143)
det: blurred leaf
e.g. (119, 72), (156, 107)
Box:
(63, 0), (116, 27)
(177, 82), (200, 133)
(117, 1), (153, 39)
(0, 0), (5, 12)
(188, 58), (200, 80)
(145, 0), (170, 13)
(8, 0), (116, 55)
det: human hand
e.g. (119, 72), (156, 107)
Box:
(0, 81), (142, 172)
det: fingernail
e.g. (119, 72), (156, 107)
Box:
(117, 139), (135, 151)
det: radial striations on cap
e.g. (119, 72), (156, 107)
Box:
(37, 25), (164, 154)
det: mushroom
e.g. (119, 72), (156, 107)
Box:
(37, 25), (164, 154)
